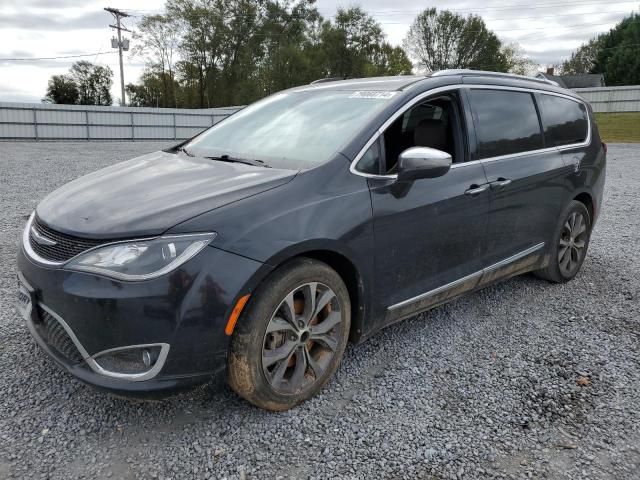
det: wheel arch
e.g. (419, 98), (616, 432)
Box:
(573, 190), (595, 222)
(260, 241), (369, 344)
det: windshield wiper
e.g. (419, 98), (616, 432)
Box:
(204, 154), (271, 168)
(176, 146), (195, 157)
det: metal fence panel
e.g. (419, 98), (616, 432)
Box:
(133, 113), (173, 126)
(175, 114), (212, 127)
(0, 102), (241, 141)
(0, 123), (35, 138)
(2, 87), (636, 141)
(89, 125), (132, 139)
(134, 126), (175, 139)
(573, 86), (640, 113)
(38, 124), (86, 138)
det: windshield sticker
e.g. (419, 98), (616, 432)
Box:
(349, 91), (398, 99)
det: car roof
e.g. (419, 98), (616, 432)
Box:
(294, 70), (580, 99)
(293, 75), (426, 92)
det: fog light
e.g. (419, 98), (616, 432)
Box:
(142, 349), (152, 367)
(93, 345), (163, 375)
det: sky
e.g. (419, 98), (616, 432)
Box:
(0, 0), (636, 104)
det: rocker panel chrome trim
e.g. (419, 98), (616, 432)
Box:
(387, 242), (545, 311)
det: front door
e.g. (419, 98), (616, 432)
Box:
(362, 91), (490, 325)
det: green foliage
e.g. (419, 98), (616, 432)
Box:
(562, 38), (602, 75)
(403, 8), (507, 72)
(594, 13), (640, 86)
(501, 43), (537, 76)
(42, 61), (113, 105)
(128, 1), (414, 108)
(70, 61), (114, 106)
(562, 13), (640, 85)
(43, 74), (79, 104)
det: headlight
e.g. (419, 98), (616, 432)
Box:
(65, 233), (216, 281)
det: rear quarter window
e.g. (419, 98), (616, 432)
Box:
(537, 94), (589, 147)
(468, 89), (544, 159)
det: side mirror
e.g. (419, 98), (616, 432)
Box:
(396, 147), (452, 182)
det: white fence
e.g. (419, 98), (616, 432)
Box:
(1, 85), (638, 141)
(573, 86), (640, 113)
(0, 102), (241, 141)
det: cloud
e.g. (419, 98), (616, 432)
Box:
(1, 0), (101, 8)
(0, 10), (110, 31)
(0, 0), (636, 103)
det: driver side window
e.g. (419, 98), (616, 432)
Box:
(354, 92), (465, 176)
(383, 93), (465, 174)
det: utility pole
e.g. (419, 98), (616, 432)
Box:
(104, 7), (130, 106)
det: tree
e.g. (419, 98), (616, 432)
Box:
(373, 43), (413, 76)
(562, 37), (602, 75)
(70, 61), (114, 105)
(43, 75), (79, 104)
(501, 43), (537, 76)
(593, 13), (640, 85)
(42, 61), (113, 105)
(403, 8), (507, 72)
(133, 14), (181, 107)
(128, 1), (411, 108)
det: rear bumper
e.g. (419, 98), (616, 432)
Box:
(17, 243), (270, 395)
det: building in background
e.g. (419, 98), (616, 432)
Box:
(536, 68), (606, 88)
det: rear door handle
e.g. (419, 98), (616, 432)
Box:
(464, 184), (490, 196)
(490, 178), (512, 189)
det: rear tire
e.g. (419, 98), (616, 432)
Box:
(228, 258), (350, 411)
(535, 200), (592, 283)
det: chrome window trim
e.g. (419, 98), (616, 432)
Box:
(387, 242), (545, 311)
(349, 84), (592, 179)
(537, 91), (592, 152)
(31, 302), (170, 382)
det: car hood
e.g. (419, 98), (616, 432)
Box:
(36, 150), (297, 239)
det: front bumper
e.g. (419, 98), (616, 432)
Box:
(17, 244), (269, 395)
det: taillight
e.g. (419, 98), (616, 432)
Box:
(602, 142), (607, 153)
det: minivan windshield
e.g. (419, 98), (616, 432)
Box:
(184, 90), (397, 169)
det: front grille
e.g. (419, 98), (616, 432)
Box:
(29, 217), (106, 262)
(33, 306), (84, 364)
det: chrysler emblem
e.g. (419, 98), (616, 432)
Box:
(30, 226), (57, 246)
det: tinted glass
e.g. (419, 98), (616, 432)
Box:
(538, 94), (588, 147)
(469, 89), (543, 159)
(356, 141), (381, 174)
(186, 90), (395, 169)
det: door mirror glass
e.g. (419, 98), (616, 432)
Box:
(396, 147), (452, 181)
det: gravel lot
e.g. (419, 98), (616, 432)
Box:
(1, 142), (639, 480)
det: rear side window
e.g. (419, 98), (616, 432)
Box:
(469, 89), (543, 159)
(537, 94), (588, 147)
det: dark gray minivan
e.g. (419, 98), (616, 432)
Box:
(18, 70), (606, 410)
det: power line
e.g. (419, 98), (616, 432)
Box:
(0, 52), (117, 62)
(127, 1), (637, 20)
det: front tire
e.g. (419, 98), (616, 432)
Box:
(228, 258), (351, 411)
(535, 200), (592, 283)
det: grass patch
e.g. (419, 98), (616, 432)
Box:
(594, 112), (640, 143)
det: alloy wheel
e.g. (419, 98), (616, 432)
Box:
(558, 211), (588, 276)
(262, 282), (342, 394)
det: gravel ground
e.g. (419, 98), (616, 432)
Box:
(1, 142), (639, 480)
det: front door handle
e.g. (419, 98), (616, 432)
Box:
(464, 184), (490, 196)
(490, 178), (512, 189)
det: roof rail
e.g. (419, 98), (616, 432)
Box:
(310, 77), (348, 85)
(431, 69), (560, 87)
